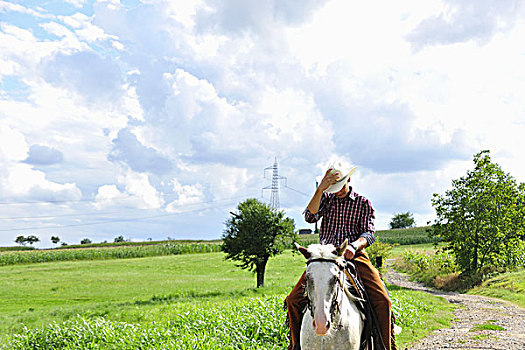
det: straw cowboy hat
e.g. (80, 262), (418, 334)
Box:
(324, 163), (357, 193)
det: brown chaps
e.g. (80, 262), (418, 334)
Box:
(284, 250), (392, 350)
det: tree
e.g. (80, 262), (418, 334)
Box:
(389, 212), (416, 229)
(222, 198), (296, 288)
(15, 235), (27, 246)
(25, 235), (40, 246)
(431, 150), (525, 275)
(80, 238), (92, 245)
(114, 235), (125, 243)
(51, 236), (60, 245)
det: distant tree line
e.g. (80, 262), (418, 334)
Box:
(13, 235), (131, 247)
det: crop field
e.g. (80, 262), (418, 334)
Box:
(376, 226), (438, 245)
(0, 243), (221, 266)
(0, 247), (455, 349)
(296, 226), (438, 246)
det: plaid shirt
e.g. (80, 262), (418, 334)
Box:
(304, 187), (376, 247)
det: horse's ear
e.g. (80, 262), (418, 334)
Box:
(294, 242), (311, 259)
(336, 240), (348, 256)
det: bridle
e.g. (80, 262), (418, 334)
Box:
(303, 258), (347, 330)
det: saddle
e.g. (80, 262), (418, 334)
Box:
(342, 260), (397, 350)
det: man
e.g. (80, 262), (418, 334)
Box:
(285, 164), (393, 350)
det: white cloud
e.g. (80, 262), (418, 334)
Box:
(0, 124), (28, 161)
(0, 124), (82, 202)
(94, 170), (164, 210)
(0, 1), (54, 19)
(64, 0), (87, 9)
(108, 127), (172, 175)
(406, 0), (524, 50)
(166, 179), (205, 212)
(40, 22), (74, 38)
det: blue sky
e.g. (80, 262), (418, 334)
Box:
(1, 0), (525, 247)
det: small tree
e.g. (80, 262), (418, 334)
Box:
(389, 212), (416, 229)
(15, 235), (27, 246)
(51, 236), (60, 245)
(222, 198), (296, 288)
(431, 150), (525, 274)
(80, 238), (92, 245)
(114, 235), (125, 243)
(25, 235), (40, 246)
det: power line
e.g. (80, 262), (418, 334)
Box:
(0, 197), (95, 205)
(0, 194), (257, 221)
(283, 184), (311, 197)
(0, 198), (245, 232)
(0, 190), (211, 206)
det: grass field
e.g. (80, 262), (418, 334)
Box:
(468, 270), (525, 308)
(296, 226), (438, 247)
(0, 243), (221, 266)
(0, 250), (455, 349)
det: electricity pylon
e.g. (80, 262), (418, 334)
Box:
(263, 158), (286, 209)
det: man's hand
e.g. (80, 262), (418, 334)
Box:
(318, 168), (339, 192)
(343, 245), (357, 260)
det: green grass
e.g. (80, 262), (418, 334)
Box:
(53, 239), (222, 250)
(469, 320), (505, 332)
(468, 270), (525, 309)
(297, 226), (438, 247)
(3, 289), (454, 350)
(376, 226), (439, 245)
(0, 246), (35, 252)
(390, 243), (441, 259)
(0, 252), (305, 338)
(5, 297), (290, 350)
(0, 243), (221, 266)
(0, 250), (454, 349)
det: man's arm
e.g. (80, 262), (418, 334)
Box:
(307, 169), (338, 214)
(344, 199), (376, 260)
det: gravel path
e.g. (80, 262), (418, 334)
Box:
(383, 259), (525, 350)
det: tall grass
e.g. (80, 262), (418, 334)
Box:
(0, 246), (35, 252)
(3, 289), (452, 350)
(53, 239), (221, 250)
(5, 296), (288, 350)
(0, 243), (221, 266)
(396, 249), (459, 289)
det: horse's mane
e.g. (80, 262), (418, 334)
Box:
(306, 244), (343, 263)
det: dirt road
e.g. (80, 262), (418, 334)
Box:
(384, 260), (525, 350)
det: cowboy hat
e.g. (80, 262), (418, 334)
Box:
(324, 164), (357, 193)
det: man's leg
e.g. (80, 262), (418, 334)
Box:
(354, 251), (392, 350)
(284, 272), (307, 350)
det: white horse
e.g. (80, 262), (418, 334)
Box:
(295, 241), (365, 350)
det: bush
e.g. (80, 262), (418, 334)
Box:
(397, 249), (459, 289)
(367, 241), (394, 272)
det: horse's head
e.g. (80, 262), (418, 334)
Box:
(295, 240), (348, 336)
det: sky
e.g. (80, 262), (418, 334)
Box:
(1, 0), (525, 248)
